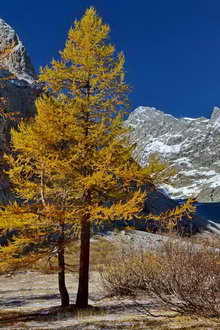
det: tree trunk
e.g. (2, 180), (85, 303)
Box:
(76, 214), (90, 308)
(58, 223), (70, 307)
(76, 81), (91, 309)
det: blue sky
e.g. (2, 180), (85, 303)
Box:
(1, 0), (220, 118)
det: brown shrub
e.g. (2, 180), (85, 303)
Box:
(101, 249), (158, 296)
(100, 239), (220, 317)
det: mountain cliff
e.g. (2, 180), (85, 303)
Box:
(0, 18), (36, 83)
(126, 106), (220, 202)
(0, 19), (39, 201)
(0, 19), (38, 115)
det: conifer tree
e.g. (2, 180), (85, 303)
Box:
(0, 7), (195, 309)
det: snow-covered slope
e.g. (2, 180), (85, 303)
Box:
(126, 106), (220, 202)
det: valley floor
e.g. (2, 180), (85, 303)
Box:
(0, 271), (219, 329)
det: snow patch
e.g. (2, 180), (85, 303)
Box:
(206, 174), (220, 188)
(161, 171), (220, 199)
(143, 140), (181, 155)
(179, 169), (217, 177)
(160, 184), (201, 199)
(183, 117), (197, 121)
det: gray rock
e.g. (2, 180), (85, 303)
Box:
(210, 106), (220, 123)
(0, 18), (36, 83)
(125, 106), (220, 202)
(117, 229), (220, 253)
(0, 18), (38, 116)
(0, 19), (40, 202)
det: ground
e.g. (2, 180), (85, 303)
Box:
(0, 271), (219, 329)
(0, 232), (219, 329)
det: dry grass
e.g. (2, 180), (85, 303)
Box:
(30, 236), (119, 274)
(189, 232), (220, 249)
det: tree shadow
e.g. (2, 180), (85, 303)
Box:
(0, 293), (60, 308)
(0, 304), (102, 326)
(0, 288), (32, 294)
(0, 299), (184, 328)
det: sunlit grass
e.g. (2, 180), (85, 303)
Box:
(30, 236), (119, 274)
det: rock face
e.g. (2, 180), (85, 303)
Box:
(0, 19), (38, 116)
(0, 19), (39, 201)
(126, 106), (220, 202)
(0, 18), (36, 83)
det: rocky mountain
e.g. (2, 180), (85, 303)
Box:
(0, 18), (38, 114)
(126, 106), (220, 202)
(0, 18), (36, 83)
(0, 19), (39, 201)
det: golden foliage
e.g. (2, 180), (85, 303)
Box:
(146, 198), (197, 230)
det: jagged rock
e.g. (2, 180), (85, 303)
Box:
(0, 19), (39, 116)
(126, 106), (220, 202)
(198, 186), (220, 202)
(0, 18), (36, 83)
(210, 106), (220, 124)
(0, 19), (40, 201)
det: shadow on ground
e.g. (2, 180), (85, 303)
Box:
(0, 293), (60, 308)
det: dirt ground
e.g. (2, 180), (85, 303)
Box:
(0, 271), (219, 329)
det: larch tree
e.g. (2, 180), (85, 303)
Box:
(0, 7), (195, 309)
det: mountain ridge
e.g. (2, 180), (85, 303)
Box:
(126, 106), (220, 202)
(0, 18), (39, 201)
(0, 18), (36, 83)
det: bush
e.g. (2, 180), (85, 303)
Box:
(101, 249), (158, 296)
(100, 239), (220, 317)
